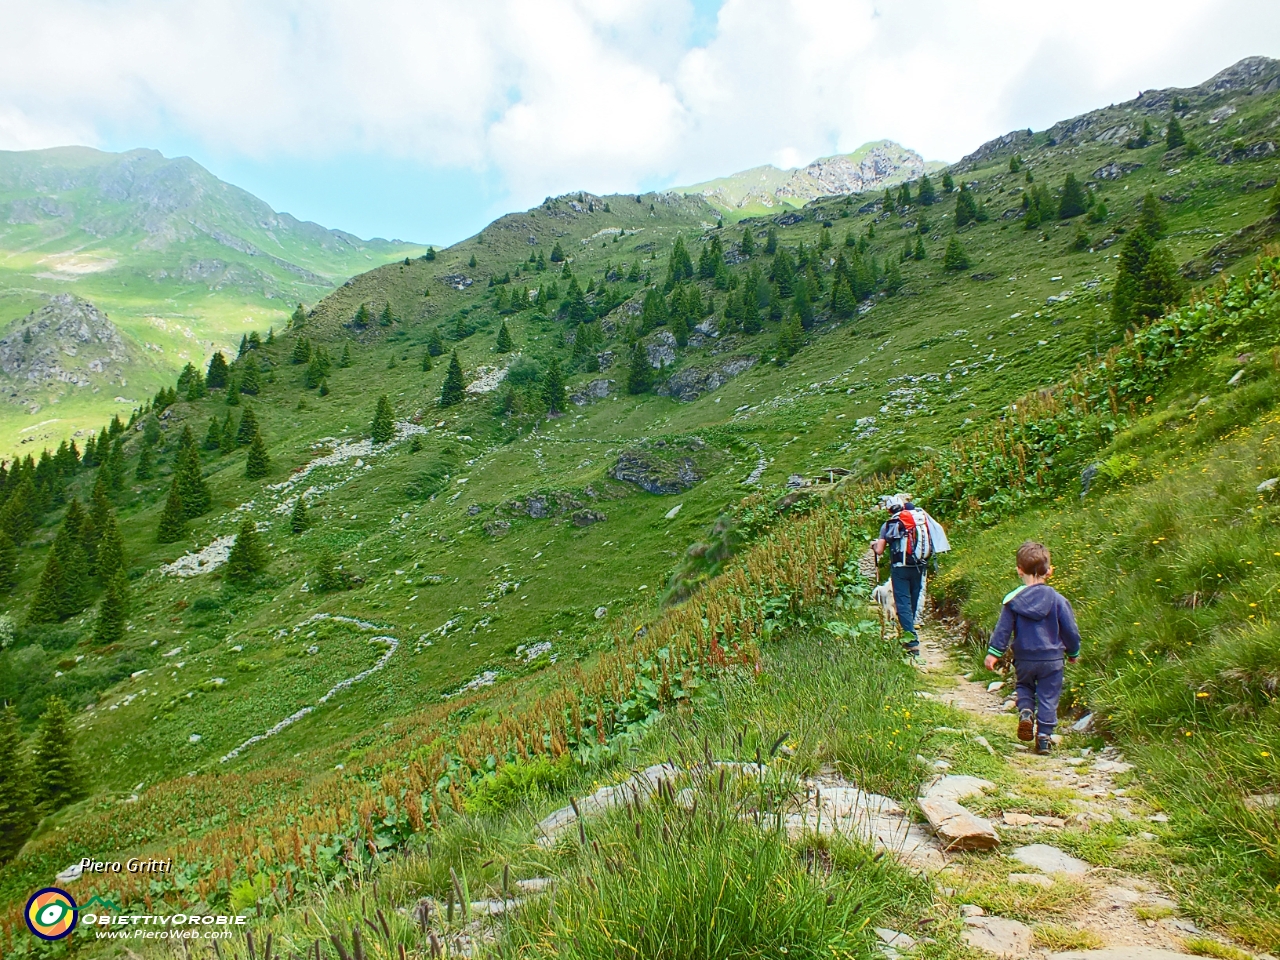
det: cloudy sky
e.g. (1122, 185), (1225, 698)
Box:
(2, 1), (1278, 245)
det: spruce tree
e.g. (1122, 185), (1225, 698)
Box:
(204, 417), (222, 450)
(291, 338), (311, 365)
(176, 446), (211, 518)
(93, 571), (129, 646)
(550, 242), (565, 262)
(670, 311), (690, 348)
(627, 342), (653, 394)
(1134, 245), (1181, 321)
(1058, 172), (1088, 219)
(34, 696), (84, 811)
(219, 412), (237, 454)
(186, 368), (206, 401)
(225, 377), (241, 406)
(0, 532), (16, 593)
(206, 351), (229, 389)
(156, 481), (187, 543)
(236, 406), (260, 445)
(95, 511), (125, 584)
(440, 354), (465, 408)
(0, 705), (33, 862)
(542, 358), (566, 415)
(371, 395), (396, 443)
(1166, 115), (1187, 150)
(914, 236), (927, 261)
(916, 174), (937, 205)
(245, 432), (271, 479)
(740, 227), (756, 258)
(379, 303), (395, 327)
(314, 547), (347, 592)
(1139, 191), (1167, 239)
(238, 358), (261, 395)
(290, 303), (307, 328)
(943, 237), (971, 271)
(354, 303), (371, 327)
(941, 171), (954, 193)
(27, 550), (64, 624)
(224, 517), (267, 589)
(496, 320), (513, 353)
(830, 278), (856, 319)
(428, 329), (444, 357)
(421, 350), (433, 372)
(338, 343), (352, 368)
(954, 183), (978, 227)
(897, 182), (912, 208)
(290, 497), (309, 534)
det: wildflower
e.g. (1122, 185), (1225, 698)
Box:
(1196, 692), (1210, 698)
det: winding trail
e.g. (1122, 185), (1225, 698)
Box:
(219, 614), (398, 763)
(915, 619), (1259, 959)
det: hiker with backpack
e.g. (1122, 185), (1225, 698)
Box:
(871, 495), (949, 663)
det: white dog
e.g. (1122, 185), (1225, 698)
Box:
(871, 576), (928, 628)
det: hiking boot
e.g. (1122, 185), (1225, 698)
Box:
(1017, 709), (1035, 742)
(1035, 735), (1053, 755)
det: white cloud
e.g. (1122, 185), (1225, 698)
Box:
(0, 0), (1277, 208)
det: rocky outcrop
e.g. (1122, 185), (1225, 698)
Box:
(645, 331), (677, 369)
(0, 294), (136, 405)
(569, 378), (612, 405)
(660, 356), (756, 401)
(611, 443), (704, 494)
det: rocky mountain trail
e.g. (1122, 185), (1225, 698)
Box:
(914, 622), (1270, 960)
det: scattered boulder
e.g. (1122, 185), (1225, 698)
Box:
(570, 378), (613, 406)
(659, 356), (756, 401)
(962, 916), (1033, 959)
(1011, 843), (1090, 875)
(612, 447), (703, 494)
(645, 331), (677, 369)
(483, 520), (510, 538)
(1093, 161), (1144, 180)
(571, 509), (606, 527)
(919, 775), (999, 851)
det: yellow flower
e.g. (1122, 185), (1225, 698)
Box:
(1196, 692), (1210, 698)
(1262, 752), (1271, 758)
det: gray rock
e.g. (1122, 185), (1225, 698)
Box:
(1080, 463), (1101, 497)
(483, 520), (511, 538)
(1011, 843), (1090, 875)
(1257, 477), (1278, 493)
(645, 331), (677, 369)
(467, 504), (482, 516)
(570, 378), (613, 406)
(1071, 713), (1094, 733)
(1048, 952), (1195, 960)
(918, 798), (1001, 851)
(921, 775), (993, 804)
(875, 929), (917, 950)
(571, 509), (606, 527)
(1093, 161), (1144, 180)
(960, 905), (985, 918)
(594, 606), (607, 619)
(659, 356), (756, 401)
(611, 450), (702, 494)
(962, 916), (1033, 959)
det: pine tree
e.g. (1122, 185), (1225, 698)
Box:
(339, 343), (352, 368)
(176, 446), (210, 518)
(245, 432), (271, 479)
(34, 696), (84, 811)
(95, 511), (125, 584)
(204, 417), (222, 450)
(371, 396), (396, 443)
(236, 407), (260, 445)
(52, 506), (89, 616)
(943, 237), (971, 271)
(670, 311), (690, 348)
(156, 481), (187, 543)
(290, 497), (309, 534)
(238, 358), (261, 395)
(291, 338), (311, 364)
(421, 350), (433, 372)
(314, 547), (347, 592)
(1139, 191), (1167, 239)
(0, 705), (34, 862)
(627, 342), (653, 394)
(1134, 244), (1181, 321)
(0, 532), (16, 593)
(830, 277), (856, 319)
(941, 171), (955, 193)
(440, 354), (465, 408)
(379, 303), (395, 327)
(741, 227), (756, 258)
(354, 303), (371, 327)
(1166, 115), (1187, 150)
(897, 182), (912, 208)
(914, 236), (927, 261)
(290, 303), (307, 328)
(496, 320), (513, 353)
(428, 329), (444, 356)
(219, 412), (237, 454)
(27, 550), (64, 624)
(954, 183), (978, 227)
(550, 242), (565, 263)
(917, 174), (937, 206)
(542, 358), (566, 415)
(224, 517), (267, 589)
(93, 571), (129, 646)
(885, 258), (904, 295)
(1058, 172), (1088, 219)
(225, 377), (241, 406)
(206, 351), (229, 389)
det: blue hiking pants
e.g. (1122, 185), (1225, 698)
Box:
(1014, 659), (1065, 735)
(890, 565), (926, 647)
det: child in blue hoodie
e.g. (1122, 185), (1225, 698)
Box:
(983, 541), (1081, 754)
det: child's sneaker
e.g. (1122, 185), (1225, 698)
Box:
(1017, 710), (1035, 742)
(1035, 735), (1053, 755)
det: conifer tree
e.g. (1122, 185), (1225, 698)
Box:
(339, 343), (352, 368)
(224, 517), (267, 588)
(830, 277), (856, 319)
(496, 320), (513, 353)
(52, 505), (89, 616)
(941, 171), (955, 193)
(914, 236), (927, 261)
(954, 183), (978, 227)
(354, 303), (371, 327)
(1058, 172), (1088, 219)
(885, 258), (904, 294)
(245, 432), (271, 479)
(421, 350), (433, 372)
(0, 532), (16, 593)
(290, 497), (309, 534)
(670, 310), (690, 348)
(917, 173), (937, 206)
(206, 351), (229, 389)
(542, 357), (566, 415)
(205, 417), (222, 450)
(34, 696), (84, 812)
(440, 353), (465, 408)
(371, 396), (396, 443)
(0, 478), (35, 546)
(27, 550), (64, 624)
(741, 227), (756, 258)
(219, 412), (237, 454)
(106, 440), (125, 491)
(314, 547), (347, 592)
(93, 571), (129, 646)
(379, 303), (395, 327)
(236, 407), (260, 445)
(291, 303), (307, 328)
(95, 511), (125, 584)
(943, 237), (971, 271)
(1139, 191), (1167, 239)
(156, 481), (187, 543)
(135, 443), (154, 481)
(225, 376), (241, 406)
(454, 314), (468, 340)
(427, 329), (444, 357)
(550, 242), (565, 262)
(291, 338), (311, 364)
(238, 358), (261, 395)
(627, 342), (653, 394)
(897, 182), (912, 208)
(176, 446), (211, 518)
(1166, 115), (1187, 150)
(0, 705), (33, 862)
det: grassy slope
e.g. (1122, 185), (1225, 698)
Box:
(1, 63), (1280, 953)
(0, 146), (425, 454)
